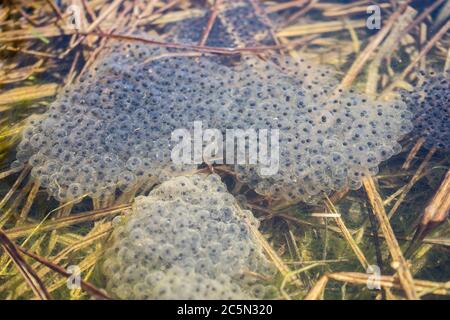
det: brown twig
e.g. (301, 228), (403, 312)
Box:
(401, 0), (446, 36)
(273, 210), (449, 247)
(198, 0), (222, 46)
(234, 205), (303, 288)
(6, 204), (130, 239)
(286, 0), (318, 24)
(380, 20), (450, 98)
(81, 0), (100, 27)
(1, 45), (59, 58)
(363, 176), (418, 299)
(406, 169), (450, 256)
(306, 272), (449, 299)
(138, 0), (182, 21)
(328, 186), (350, 204)
(17, 246), (111, 300)
(78, 2), (134, 78)
(304, 274), (329, 299)
(366, 205), (387, 299)
(87, 30), (284, 55)
(19, 180), (41, 221)
(0, 229), (51, 300)
(45, 0), (64, 21)
(248, 0), (281, 47)
(266, 0), (309, 14)
(0, 166), (30, 211)
(339, 1), (411, 89)
(324, 197), (369, 269)
(59, 0), (124, 58)
(388, 146), (437, 219)
(0, 166), (24, 180)
(402, 137), (426, 170)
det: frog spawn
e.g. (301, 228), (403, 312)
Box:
(233, 57), (411, 202)
(15, 37), (412, 204)
(401, 71), (449, 151)
(101, 174), (277, 299)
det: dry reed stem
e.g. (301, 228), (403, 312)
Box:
(307, 272), (450, 300)
(330, 272), (450, 295)
(304, 274), (328, 300)
(59, 0), (124, 58)
(325, 197), (369, 269)
(0, 0), (448, 301)
(323, 3), (391, 17)
(418, 169), (450, 230)
(0, 165), (25, 180)
(52, 228), (112, 264)
(234, 204), (303, 288)
(286, 0), (318, 24)
(280, 262), (323, 300)
(56, 203), (74, 218)
(339, 1), (411, 89)
(306, 271), (449, 299)
(275, 210), (448, 248)
(5, 204), (130, 239)
(277, 20), (366, 37)
(401, 0), (446, 37)
(266, 0), (309, 14)
(65, 50), (81, 86)
(138, 0), (183, 22)
(44, 253), (98, 296)
(81, 0), (101, 28)
(2, 177), (34, 223)
(363, 176), (418, 299)
(388, 146), (437, 219)
(19, 180), (41, 221)
(407, 169), (450, 256)
(0, 61), (47, 85)
(0, 166), (30, 210)
(17, 246), (111, 300)
(402, 137), (426, 170)
(1, 45), (59, 58)
(0, 228), (50, 300)
(87, 30), (283, 54)
(0, 83), (58, 106)
(10, 223), (111, 296)
(365, 7), (416, 97)
(380, 20), (450, 98)
(198, 0), (222, 46)
(78, 2), (133, 78)
(10, 227), (113, 297)
(383, 184), (409, 206)
(0, 25), (76, 42)
(248, 0), (281, 47)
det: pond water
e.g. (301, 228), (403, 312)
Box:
(0, 0), (448, 300)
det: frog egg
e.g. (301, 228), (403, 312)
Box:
(67, 183), (83, 199)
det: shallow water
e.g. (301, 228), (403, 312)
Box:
(0, 0), (448, 300)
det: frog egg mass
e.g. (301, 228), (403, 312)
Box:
(15, 33), (412, 204)
(402, 71), (449, 151)
(101, 174), (276, 299)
